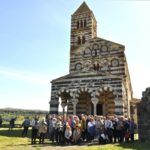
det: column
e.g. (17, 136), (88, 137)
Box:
(72, 99), (78, 115)
(61, 102), (66, 116)
(91, 98), (98, 115)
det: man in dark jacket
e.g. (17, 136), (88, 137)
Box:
(22, 117), (30, 137)
(0, 115), (2, 128)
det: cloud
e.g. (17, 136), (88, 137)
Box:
(0, 68), (49, 85)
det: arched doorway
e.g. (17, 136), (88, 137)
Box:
(97, 87), (115, 115)
(76, 89), (92, 115)
(57, 89), (71, 115)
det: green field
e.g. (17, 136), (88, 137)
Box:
(0, 128), (150, 150)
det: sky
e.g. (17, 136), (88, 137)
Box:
(0, 0), (150, 111)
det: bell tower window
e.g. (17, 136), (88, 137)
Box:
(77, 21), (79, 29)
(94, 64), (97, 71)
(84, 19), (86, 27)
(71, 2), (97, 49)
(93, 63), (100, 71)
(82, 36), (85, 44)
(80, 20), (83, 28)
(77, 36), (81, 45)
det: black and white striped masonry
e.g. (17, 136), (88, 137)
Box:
(49, 2), (133, 117)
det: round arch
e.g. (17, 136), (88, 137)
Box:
(57, 88), (72, 114)
(96, 86), (115, 115)
(76, 87), (93, 115)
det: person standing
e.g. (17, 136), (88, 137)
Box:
(31, 116), (39, 144)
(104, 116), (113, 143)
(116, 117), (124, 143)
(129, 118), (136, 141)
(49, 117), (57, 143)
(9, 118), (15, 132)
(22, 117), (30, 137)
(112, 117), (118, 143)
(64, 124), (72, 145)
(87, 117), (96, 142)
(38, 118), (47, 144)
(81, 116), (86, 141)
(0, 115), (2, 128)
(72, 125), (81, 144)
(55, 116), (63, 144)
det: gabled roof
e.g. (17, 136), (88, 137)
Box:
(71, 37), (125, 53)
(87, 37), (125, 48)
(73, 2), (92, 15)
(51, 71), (123, 83)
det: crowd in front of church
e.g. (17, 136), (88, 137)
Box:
(28, 113), (136, 145)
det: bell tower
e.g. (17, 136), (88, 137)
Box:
(50, 2), (133, 117)
(70, 2), (97, 50)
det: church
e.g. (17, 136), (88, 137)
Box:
(49, 2), (134, 117)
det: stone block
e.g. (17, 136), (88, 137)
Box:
(138, 87), (150, 141)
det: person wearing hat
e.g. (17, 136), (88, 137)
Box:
(49, 117), (57, 143)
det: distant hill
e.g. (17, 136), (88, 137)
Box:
(0, 107), (49, 114)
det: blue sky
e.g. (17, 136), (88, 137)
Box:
(0, 0), (150, 110)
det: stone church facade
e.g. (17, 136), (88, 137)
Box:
(49, 2), (133, 117)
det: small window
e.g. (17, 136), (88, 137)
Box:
(97, 64), (100, 71)
(80, 20), (83, 28)
(77, 21), (79, 29)
(94, 64), (97, 71)
(84, 48), (91, 57)
(77, 37), (81, 45)
(93, 44), (99, 50)
(84, 19), (86, 27)
(93, 63), (100, 71)
(82, 36), (85, 44)
(91, 50), (96, 56)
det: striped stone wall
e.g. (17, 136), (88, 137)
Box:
(70, 11), (97, 50)
(70, 38), (125, 76)
(50, 75), (128, 116)
(49, 2), (132, 117)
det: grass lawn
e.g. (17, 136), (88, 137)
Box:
(0, 128), (150, 150)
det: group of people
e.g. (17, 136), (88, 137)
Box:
(29, 114), (136, 145)
(0, 116), (16, 131)
(0, 114), (136, 145)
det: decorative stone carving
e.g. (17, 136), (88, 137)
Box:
(111, 59), (119, 67)
(101, 45), (108, 52)
(83, 61), (91, 71)
(83, 48), (91, 57)
(75, 63), (82, 70)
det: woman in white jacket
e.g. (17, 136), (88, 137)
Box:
(38, 119), (47, 144)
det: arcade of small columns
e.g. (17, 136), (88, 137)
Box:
(56, 86), (117, 116)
